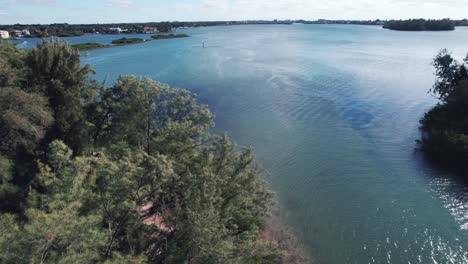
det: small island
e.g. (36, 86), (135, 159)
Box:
(111, 37), (145, 45)
(70, 39), (145, 51)
(70, 35), (191, 52)
(71, 42), (109, 50)
(383, 19), (455, 31)
(151, 34), (190, 40)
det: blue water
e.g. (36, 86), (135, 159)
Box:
(18, 25), (468, 263)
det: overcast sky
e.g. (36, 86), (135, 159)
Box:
(1, 0), (467, 24)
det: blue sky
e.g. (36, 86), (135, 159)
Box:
(1, 0), (467, 24)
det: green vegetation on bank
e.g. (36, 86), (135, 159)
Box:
(111, 37), (145, 45)
(71, 42), (110, 50)
(384, 19), (455, 31)
(0, 40), (286, 263)
(419, 50), (468, 175)
(151, 34), (190, 40)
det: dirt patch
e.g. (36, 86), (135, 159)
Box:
(139, 202), (172, 233)
(259, 208), (316, 264)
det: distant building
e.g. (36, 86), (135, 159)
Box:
(13, 30), (22, 37)
(143, 26), (158, 34)
(9, 29), (30, 38)
(109, 27), (123, 34)
(0, 30), (10, 39)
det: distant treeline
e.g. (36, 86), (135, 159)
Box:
(383, 19), (458, 31)
(0, 21), (295, 38)
(455, 19), (468, 26)
(301, 19), (385, 25)
(1, 19), (467, 38)
(0, 22), (174, 38)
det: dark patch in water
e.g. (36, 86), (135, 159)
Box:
(343, 108), (374, 131)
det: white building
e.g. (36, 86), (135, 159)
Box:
(109, 27), (123, 34)
(0, 30), (10, 39)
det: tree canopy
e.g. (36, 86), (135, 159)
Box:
(419, 50), (468, 176)
(0, 40), (284, 263)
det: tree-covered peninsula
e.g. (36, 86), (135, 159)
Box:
(111, 37), (145, 45)
(151, 34), (190, 40)
(0, 40), (303, 263)
(71, 42), (110, 50)
(419, 50), (468, 175)
(383, 19), (455, 31)
(69, 35), (191, 51)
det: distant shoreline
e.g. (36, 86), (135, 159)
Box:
(1, 19), (466, 39)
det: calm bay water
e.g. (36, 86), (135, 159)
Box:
(19, 25), (468, 263)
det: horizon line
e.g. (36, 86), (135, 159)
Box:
(1, 18), (467, 26)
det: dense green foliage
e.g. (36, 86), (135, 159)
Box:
(0, 40), (280, 263)
(24, 40), (94, 152)
(151, 34), (190, 40)
(383, 19), (455, 31)
(419, 50), (468, 174)
(71, 43), (110, 50)
(112, 38), (145, 45)
(0, 88), (53, 156)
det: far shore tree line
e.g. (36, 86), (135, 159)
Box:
(1, 18), (467, 39)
